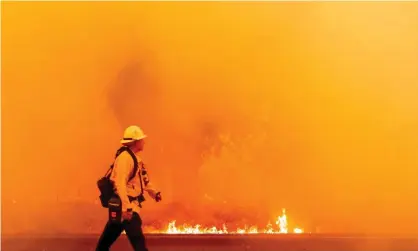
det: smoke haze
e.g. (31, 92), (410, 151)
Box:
(2, 2), (418, 234)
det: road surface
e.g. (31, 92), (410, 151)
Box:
(2, 234), (418, 251)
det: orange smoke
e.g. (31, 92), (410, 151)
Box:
(2, 2), (418, 235)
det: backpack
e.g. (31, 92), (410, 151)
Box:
(97, 146), (140, 208)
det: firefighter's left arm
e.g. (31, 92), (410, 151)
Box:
(141, 165), (161, 201)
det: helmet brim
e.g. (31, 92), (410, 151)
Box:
(120, 135), (147, 144)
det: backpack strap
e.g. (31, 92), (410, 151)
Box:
(123, 147), (139, 182)
(104, 146), (139, 182)
(123, 147), (144, 196)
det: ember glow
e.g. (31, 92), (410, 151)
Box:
(142, 209), (304, 234)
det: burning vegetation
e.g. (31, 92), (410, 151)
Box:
(140, 209), (304, 234)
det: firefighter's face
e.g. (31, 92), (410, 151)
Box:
(135, 139), (145, 151)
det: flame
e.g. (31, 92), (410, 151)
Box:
(146, 208), (304, 234)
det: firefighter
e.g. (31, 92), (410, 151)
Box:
(96, 125), (162, 251)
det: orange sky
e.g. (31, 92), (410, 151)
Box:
(2, 2), (418, 234)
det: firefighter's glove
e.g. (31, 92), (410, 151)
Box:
(155, 192), (162, 202)
(122, 209), (133, 221)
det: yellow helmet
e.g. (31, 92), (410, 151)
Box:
(120, 125), (147, 144)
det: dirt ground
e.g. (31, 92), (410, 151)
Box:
(2, 234), (418, 251)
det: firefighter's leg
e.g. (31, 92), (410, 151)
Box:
(96, 221), (124, 251)
(123, 212), (149, 251)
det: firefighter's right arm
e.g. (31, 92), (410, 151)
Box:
(112, 153), (133, 212)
